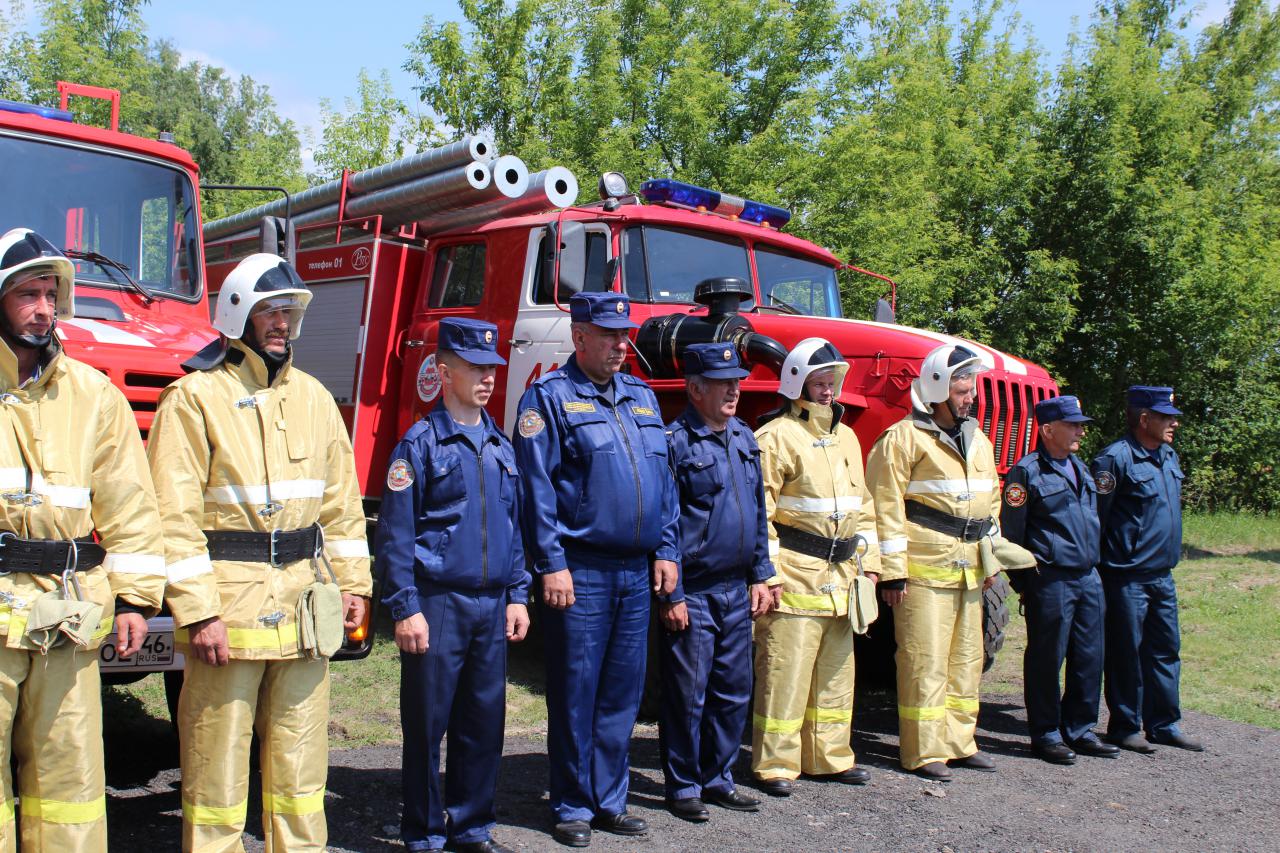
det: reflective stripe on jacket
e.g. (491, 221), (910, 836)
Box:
(865, 409), (999, 588)
(0, 339), (165, 649)
(148, 340), (372, 659)
(754, 400), (879, 616)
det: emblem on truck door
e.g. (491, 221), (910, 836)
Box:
(417, 354), (441, 403)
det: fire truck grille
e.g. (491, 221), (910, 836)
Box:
(979, 376), (1055, 471)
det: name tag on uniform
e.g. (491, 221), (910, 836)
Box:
(632, 406), (656, 416)
(563, 401), (596, 414)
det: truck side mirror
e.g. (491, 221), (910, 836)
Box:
(258, 216), (296, 267)
(874, 297), (896, 324)
(549, 220), (586, 297)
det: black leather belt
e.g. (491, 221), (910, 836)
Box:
(0, 532), (105, 574)
(905, 501), (993, 542)
(205, 525), (322, 567)
(776, 523), (862, 563)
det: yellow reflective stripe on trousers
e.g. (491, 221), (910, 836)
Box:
(0, 611), (114, 641)
(907, 562), (980, 584)
(183, 798), (248, 826)
(805, 707), (852, 724)
(898, 704), (946, 721)
(779, 592), (832, 610)
(946, 695), (979, 713)
(752, 712), (804, 734)
(19, 794), (106, 824)
(262, 788), (326, 816)
(175, 625), (299, 650)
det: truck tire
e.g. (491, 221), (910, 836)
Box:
(981, 575), (1012, 673)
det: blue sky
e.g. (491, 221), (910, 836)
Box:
(17, 1), (1235, 168)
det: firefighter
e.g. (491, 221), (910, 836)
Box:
(513, 292), (679, 848)
(0, 228), (165, 851)
(1000, 396), (1119, 764)
(375, 317), (531, 853)
(1091, 386), (1202, 753)
(865, 343), (1001, 782)
(750, 338), (880, 797)
(660, 342), (778, 822)
(148, 253), (372, 852)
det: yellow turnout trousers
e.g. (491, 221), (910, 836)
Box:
(0, 645), (105, 852)
(751, 612), (855, 779)
(179, 656), (329, 853)
(894, 583), (982, 769)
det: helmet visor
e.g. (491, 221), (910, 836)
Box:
(248, 294), (307, 340)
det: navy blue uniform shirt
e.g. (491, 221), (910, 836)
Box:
(1001, 448), (1101, 571)
(375, 403), (531, 621)
(513, 355), (680, 572)
(665, 406), (775, 601)
(1091, 435), (1184, 573)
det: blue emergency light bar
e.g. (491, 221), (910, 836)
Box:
(639, 178), (791, 229)
(0, 98), (73, 122)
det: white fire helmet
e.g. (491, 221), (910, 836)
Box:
(213, 253), (312, 340)
(777, 337), (849, 401)
(0, 228), (75, 319)
(913, 343), (987, 406)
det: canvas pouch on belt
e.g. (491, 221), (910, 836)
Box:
(296, 555), (344, 659)
(847, 535), (879, 635)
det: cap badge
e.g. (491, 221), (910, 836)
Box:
(484, 330), (494, 343)
(615, 301), (625, 313)
(722, 349), (732, 361)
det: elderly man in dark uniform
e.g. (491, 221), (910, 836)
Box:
(1001, 396), (1119, 765)
(659, 343), (778, 822)
(1091, 386), (1202, 754)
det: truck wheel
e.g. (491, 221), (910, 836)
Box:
(164, 670), (184, 729)
(982, 575), (1012, 673)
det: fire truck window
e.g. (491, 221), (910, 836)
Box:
(621, 226), (750, 304)
(755, 245), (842, 318)
(429, 243), (486, 307)
(533, 232), (609, 304)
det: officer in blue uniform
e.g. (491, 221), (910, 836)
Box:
(1091, 386), (1203, 753)
(513, 292), (680, 848)
(659, 343), (779, 823)
(375, 317), (532, 853)
(1001, 396), (1120, 765)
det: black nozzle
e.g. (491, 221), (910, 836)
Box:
(694, 277), (752, 316)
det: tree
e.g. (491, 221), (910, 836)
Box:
(309, 69), (441, 181)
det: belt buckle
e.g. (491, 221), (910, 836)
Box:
(962, 517), (977, 541)
(268, 529), (283, 568)
(827, 537), (839, 564)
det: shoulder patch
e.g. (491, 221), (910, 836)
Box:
(518, 408), (546, 438)
(631, 406), (656, 417)
(387, 459), (414, 492)
(1003, 483), (1027, 508)
(1095, 470), (1116, 495)
(563, 400), (596, 414)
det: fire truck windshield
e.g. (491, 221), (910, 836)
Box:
(0, 134), (201, 300)
(621, 224), (842, 318)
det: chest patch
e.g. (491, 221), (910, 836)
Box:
(387, 458), (414, 492)
(563, 401), (596, 414)
(1003, 483), (1028, 508)
(1094, 471), (1116, 495)
(631, 406), (656, 417)
(518, 408), (546, 438)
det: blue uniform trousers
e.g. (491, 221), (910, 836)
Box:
(1102, 570), (1184, 740)
(541, 558), (650, 823)
(400, 589), (508, 850)
(1022, 566), (1105, 745)
(658, 580), (752, 800)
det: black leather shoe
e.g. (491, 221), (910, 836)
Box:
(1106, 732), (1157, 754)
(667, 797), (710, 822)
(1149, 732), (1205, 752)
(703, 788), (761, 812)
(448, 841), (516, 853)
(552, 820), (592, 848)
(951, 751), (997, 772)
(1032, 742), (1077, 765)
(591, 812), (648, 836)
(914, 761), (952, 782)
(1069, 737), (1120, 758)
(755, 777), (794, 797)
(821, 766), (871, 785)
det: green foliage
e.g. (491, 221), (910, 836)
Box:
(310, 68), (442, 182)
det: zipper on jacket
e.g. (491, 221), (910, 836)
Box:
(612, 404), (644, 546)
(725, 435), (746, 567)
(476, 442), (488, 586)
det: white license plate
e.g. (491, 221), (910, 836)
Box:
(99, 630), (175, 669)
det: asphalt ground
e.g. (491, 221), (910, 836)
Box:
(103, 687), (1278, 852)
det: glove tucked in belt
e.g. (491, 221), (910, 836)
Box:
(775, 523), (861, 563)
(204, 525), (322, 566)
(905, 501), (993, 542)
(0, 532), (105, 574)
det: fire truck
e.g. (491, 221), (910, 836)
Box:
(0, 84), (372, 719)
(204, 166), (1061, 671)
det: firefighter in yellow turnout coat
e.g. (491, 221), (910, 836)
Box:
(751, 339), (880, 796)
(0, 229), (165, 851)
(148, 254), (371, 852)
(865, 343), (1002, 782)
